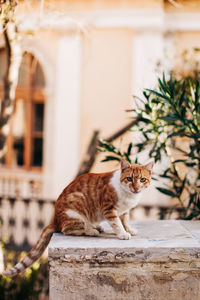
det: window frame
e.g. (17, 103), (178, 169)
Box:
(0, 52), (45, 171)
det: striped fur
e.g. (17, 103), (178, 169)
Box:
(2, 224), (54, 277)
(2, 159), (153, 276)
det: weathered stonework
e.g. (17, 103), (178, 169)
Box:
(49, 220), (200, 300)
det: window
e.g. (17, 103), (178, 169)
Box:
(0, 52), (46, 170)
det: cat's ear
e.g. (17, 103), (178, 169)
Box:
(121, 159), (130, 172)
(144, 161), (154, 174)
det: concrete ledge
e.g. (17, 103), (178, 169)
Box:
(49, 220), (200, 300)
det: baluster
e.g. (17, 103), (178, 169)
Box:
(15, 178), (20, 198)
(0, 198), (12, 241)
(132, 206), (147, 220)
(148, 207), (160, 220)
(9, 177), (15, 198)
(4, 178), (9, 197)
(12, 198), (26, 246)
(23, 178), (29, 199)
(27, 199), (41, 245)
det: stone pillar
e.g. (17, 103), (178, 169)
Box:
(44, 33), (82, 199)
(49, 220), (200, 300)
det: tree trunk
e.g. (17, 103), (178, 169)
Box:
(76, 130), (100, 177)
(0, 22), (22, 159)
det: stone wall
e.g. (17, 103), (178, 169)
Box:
(49, 220), (200, 300)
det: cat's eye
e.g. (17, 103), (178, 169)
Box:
(126, 177), (133, 182)
(140, 178), (146, 183)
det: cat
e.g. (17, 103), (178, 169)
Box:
(2, 159), (153, 276)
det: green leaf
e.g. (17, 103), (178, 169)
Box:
(145, 89), (170, 101)
(99, 139), (122, 156)
(101, 156), (121, 162)
(179, 83), (186, 107)
(156, 187), (178, 197)
(168, 130), (191, 138)
(151, 98), (160, 104)
(168, 75), (175, 99)
(127, 142), (133, 156)
(97, 146), (107, 152)
(158, 78), (168, 94)
(159, 115), (179, 122)
(194, 80), (200, 112)
(124, 153), (132, 163)
(171, 159), (187, 164)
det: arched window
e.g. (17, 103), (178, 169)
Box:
(0, 51), (45, 170)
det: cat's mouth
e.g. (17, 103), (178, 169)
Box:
(132, 190), (141, 194)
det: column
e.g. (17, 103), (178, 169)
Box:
(44, 33), (82, 199)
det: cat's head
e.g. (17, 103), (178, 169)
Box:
(120, 159), (154, 194)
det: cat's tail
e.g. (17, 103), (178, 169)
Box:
(2, 223), (55, 277)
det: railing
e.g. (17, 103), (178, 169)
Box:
(0, 197), (54, 251)
(0, 196), (179, 251)
(0, 168), (43, 199)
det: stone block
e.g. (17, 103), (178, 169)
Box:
(49, 220), (200, 300)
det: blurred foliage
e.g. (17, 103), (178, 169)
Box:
(0, 241), (49, 300)
(0, 0), (18, 25)
(99, 69), (200, 220)
(98, 140), (134, 164)
(172, 47), (200, 81)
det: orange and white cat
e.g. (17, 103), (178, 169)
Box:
(2, 159), (153, 276)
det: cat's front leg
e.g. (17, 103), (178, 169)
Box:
(104, 211), (131, 240)
(120, 212), (138, 236)
(94, 225), (105, 233)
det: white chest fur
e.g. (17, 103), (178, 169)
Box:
(110, 170), (142, 216)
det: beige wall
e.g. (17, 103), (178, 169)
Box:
(19, 0), (163, 12)
(30, 28), (134, 174)
(174, 31), (200, 73)
(7, 0), (200, 196)
(21, 0), (200, 14)
(164, 0), (200, 13)
(175, 31), (200, 53)
(17, 0), (200, 16)
(81, 28), (133, 171)
(21, 29), (59, 69)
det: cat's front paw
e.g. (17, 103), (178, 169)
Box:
(85, 228), (100, 236)
(95, 225), (105, 233)
(118, 232), (131, 240)
(126, 227), (138, 236)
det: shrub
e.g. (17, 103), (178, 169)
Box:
(99, 74), (200, 220)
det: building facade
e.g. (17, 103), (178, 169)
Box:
(0, 0), (200, 202)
